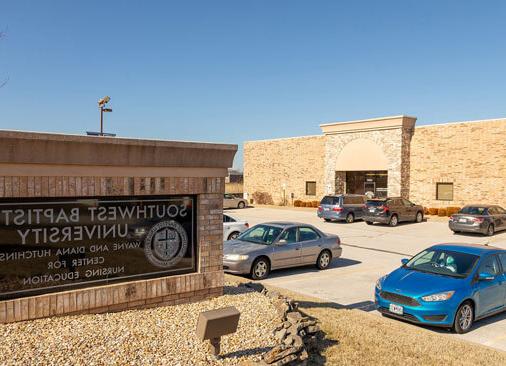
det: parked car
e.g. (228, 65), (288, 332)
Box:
(317, 194), (366, 223)
(223, 214), (249, 241)
(375, 243), (506, 333)
(449, 205), (506, 236)
(363, 197), (424, 226)
(223, 193), (248, 209)
(223, 222), (342, 280)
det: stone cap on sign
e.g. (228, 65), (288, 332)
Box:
(0, 130), (237, 169)
(320, 115), (417, 135)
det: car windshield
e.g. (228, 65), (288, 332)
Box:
(459, 206), (488, 215)
(238, 224), (282, 245)
(320, 196), (340, 205)
(405, 249), (479, 278)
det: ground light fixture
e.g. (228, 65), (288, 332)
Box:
(196, 306), (241, 358)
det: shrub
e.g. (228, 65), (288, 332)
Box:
(312, 200), (319, 208)
(437, 208), (448, 217)
(428, 208), (439, 215)
(294, 200), (302, 207)
(423, 207), (429, 215)
(251, 191), (274, 205)
(447, 207), (461, 216)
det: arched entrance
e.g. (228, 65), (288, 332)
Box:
(335, 138), (389, 197)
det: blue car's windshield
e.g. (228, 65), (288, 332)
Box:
(405, 249), (479, 278)
(238, 224), (282, 245)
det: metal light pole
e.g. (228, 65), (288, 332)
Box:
(98, 96), (112, 136)
(86, 96), (116, 137)
(100, 105), (104, 135)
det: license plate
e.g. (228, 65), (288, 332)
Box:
(324, 208), (330, 211)
(369, 208), (375, 212)
(389, 303), (403, 315)
(458, 218), (466, 223)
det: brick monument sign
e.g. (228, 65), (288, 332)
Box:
(0, 130), (236, 323)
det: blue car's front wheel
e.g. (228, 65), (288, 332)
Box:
(454, 301), (474, 334)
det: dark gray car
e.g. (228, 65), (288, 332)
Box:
(223, 222), (342, 280)
(363, 197), (424, 226)
(317, 194), (366, 223)
(449, 205), (506, 236)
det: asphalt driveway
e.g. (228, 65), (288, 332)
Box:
(226, 206), (506, 351)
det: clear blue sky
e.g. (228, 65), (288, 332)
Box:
(1, 1), (505, 169)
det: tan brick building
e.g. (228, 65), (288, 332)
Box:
(244, 115), (506, 208)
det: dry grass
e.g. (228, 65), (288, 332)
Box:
(304, 306), (506, 366)
(225, 275), (506, 366)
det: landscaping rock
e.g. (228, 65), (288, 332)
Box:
(274, 328), (287, 341)
(292, 334), (304, 348)
(306, 325), (320, 334)
(286, 312), (302, 322)
(282, 335), (294, 346)
(270, 354), (298, 366)
(0, 284), (279, 366)
(263, 345), (302, 364)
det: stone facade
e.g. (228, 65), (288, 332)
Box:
(0, 131), (236, 323)
(323, 127), (413, 197)
(244, 136), (326, 205)
(409, 118), (506, 208)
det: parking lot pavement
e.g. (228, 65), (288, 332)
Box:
(226, 206), (506, 351)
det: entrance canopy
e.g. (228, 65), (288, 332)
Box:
(335, 138), (389, 171)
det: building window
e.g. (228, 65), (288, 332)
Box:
(306, 181), (316, 196)
(436, 183), (453, 201)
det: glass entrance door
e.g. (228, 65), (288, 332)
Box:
(343, 171), (388, 197)
(364, 181), (375, 197)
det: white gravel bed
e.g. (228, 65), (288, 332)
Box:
(0, 284), (278, 366)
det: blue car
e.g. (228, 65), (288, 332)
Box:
(375, 243), (506, 333)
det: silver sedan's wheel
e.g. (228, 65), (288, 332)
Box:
(251, 258), (270, 280)
(238, 201), (246, 209)
(454, 303), (474, 334)
(346, 213), (354, 223)
(228, 232), (240, 240)
(316, 250), (332, 270)
(416, 212), (423, 223)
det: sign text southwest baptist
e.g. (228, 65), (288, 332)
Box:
(0, 196), (196, 300)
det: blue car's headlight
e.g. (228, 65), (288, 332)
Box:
(421, 291), (455, 302)
(375, 275), (386, 291)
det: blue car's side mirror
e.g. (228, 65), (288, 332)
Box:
(478, 272), (495, 281)
(401, 258), (409, 266)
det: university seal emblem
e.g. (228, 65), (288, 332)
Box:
(144, 220), (188, 268)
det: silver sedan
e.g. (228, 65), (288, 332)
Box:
(223, 194), (248, 209)
(223, 222), (342, 280)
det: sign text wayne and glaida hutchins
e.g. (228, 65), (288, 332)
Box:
(0, 197), (197, 300)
